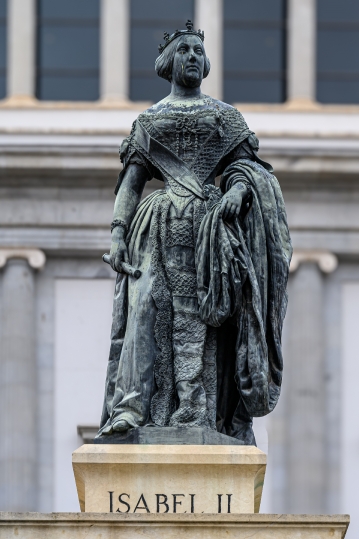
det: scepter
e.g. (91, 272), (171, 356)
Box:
(102, 253), (141, 279)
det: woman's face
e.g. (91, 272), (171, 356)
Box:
(171, 35), (205, 88)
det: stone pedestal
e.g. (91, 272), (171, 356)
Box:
(72, 444), (266, 514)
(0, 441), (349, 538)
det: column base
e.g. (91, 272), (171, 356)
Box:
(283, 97), (321, 110)
(0, 95), (39, 107)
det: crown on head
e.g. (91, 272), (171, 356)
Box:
(158, 20), (205, 54)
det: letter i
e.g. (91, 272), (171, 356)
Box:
(227, 494), (232, 514)
(108, 491), (114, 513)
(217, 494), (222, 513)
(190, 494), (195, 513)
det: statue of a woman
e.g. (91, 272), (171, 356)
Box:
(97, 21), (292, 445)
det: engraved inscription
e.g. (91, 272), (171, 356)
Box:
(156, 494), (169, 513)
(117, 493), (130, 513)
(109, 492), (232, 514)
(133, 494), (150, 513)
(172, 494), (185, 513)
(217, 494), (232, 514)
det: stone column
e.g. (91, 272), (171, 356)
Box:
(195, 0), (223, 100)
(287, 0), (317, 106)
(100, 0), (130, 102)
(284, 250), (337, 513)
(7, 0), (37, 102)
(0, 249), (45, 511)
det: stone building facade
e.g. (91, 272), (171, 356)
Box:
(0, 1), (359, 538)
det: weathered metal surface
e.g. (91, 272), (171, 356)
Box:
(97, 23), (292, 445)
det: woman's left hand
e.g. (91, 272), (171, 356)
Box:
(220, 184), (245, 220)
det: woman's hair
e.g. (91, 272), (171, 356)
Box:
(155, 35), (211, 82)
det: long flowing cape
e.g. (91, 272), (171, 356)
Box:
(196, 159), (292, 417)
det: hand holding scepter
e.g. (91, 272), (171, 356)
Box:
(102, 253), (141, 279)
(105, 220), (141, 278)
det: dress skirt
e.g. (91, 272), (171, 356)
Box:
(99, 189), (217, 434)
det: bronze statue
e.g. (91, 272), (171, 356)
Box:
(97, 21), (292, 445)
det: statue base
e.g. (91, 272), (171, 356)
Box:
(0, 513), (349, 538)
(72, 443), (266, 513)
(67, 438), (350, 539)
(94, 426), (248, 445)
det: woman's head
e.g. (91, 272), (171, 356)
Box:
(155, 34), (210, 88)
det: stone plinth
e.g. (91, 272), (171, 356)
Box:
(94, 426), (246, 445)
(72, 444), (266, 514)
(0, 513), (350, 539)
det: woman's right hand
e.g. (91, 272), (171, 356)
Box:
(109, 226), (129, 273)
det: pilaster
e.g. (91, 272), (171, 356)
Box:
(284, 250), (338, 512)
(287, 0), (317, 107)
(195, 0), (223, 100)
(0, 248), (45, 511)
(100, 0), (130, 102)
(7, 0), (36, 102)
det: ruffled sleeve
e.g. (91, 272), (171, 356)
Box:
(114, 121), (158, 194)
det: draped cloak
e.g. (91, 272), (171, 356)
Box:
(98, 97), (292, 443)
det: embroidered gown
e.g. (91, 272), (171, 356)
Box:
(98, 95), (292, 443)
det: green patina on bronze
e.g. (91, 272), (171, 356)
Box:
(97, 22), (292, 445)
